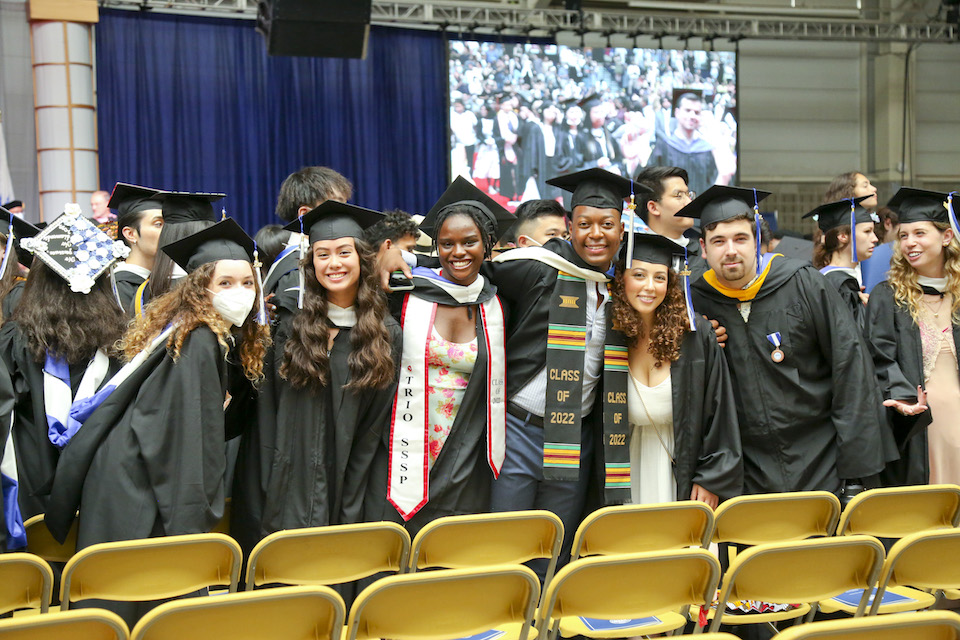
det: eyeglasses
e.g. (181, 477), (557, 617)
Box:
(661, 190), (695, 202)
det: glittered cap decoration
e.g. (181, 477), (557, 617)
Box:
(675, 184), (772, 228)
(618, 231), (686, 267)
(802, 195), (877, 232)
(887, 187), (952, 225)
(285, 200), (384, 246)
(162, 218), (255, 273)
(547, 168), (648, 212)
(19, 203), (130, 294)
(158, 191), (225, 224)
(420, 176), (516, 243)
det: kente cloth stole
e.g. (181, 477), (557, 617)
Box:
(601, 319), (631, 504)
(388, 281), (506, 521)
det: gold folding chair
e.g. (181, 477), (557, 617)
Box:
(130, 585), (345, 640)
(409, 510), (563, 585)
(674, 634), (741, 639)
(707, 535), (886, 633)
(245, 521), (410, 591)
(60, 533), (242, 610)
(774, 610), (960, 640)
(537, 549), (721, 639)
(712, 491), (841, 546)
(0, 553), (54, 615)
(0, 609), (128, 640)
(24, 514), (77, 564)
(836, 484), (960, 538)
(346, 565), (540, 640)
(570, 501), (714, 561)
(863, 529), (960, 615)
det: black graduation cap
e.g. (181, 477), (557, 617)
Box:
(419, 177), (516, 243)
(1, 200), (22, 210)
(578, 92), (602, 111)
(547, 168), (648, 212)
(802, 195), (878, 232)
(887, 187), (951, 225)
(109, 183), (165, 230)
(675, 185), (772, 228)
(285, 200), (384, 246)
(162, 218), (255, 273)
(0, 206), (40, 240)
(618, 231), (685, 267)
(158, 191), (225, 224)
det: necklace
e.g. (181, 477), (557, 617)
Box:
(923, 295), (947, 318)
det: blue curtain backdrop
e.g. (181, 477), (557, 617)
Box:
(95, 9), (447, 233)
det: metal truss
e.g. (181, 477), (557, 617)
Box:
(100, 0), (958, 43)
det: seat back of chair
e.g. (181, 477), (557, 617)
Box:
(245, 521), (410, 590)
(0, 609), (129, 640)
(24, 514), (77, 564)
(410, 510), (563, 571)
(0, 553), (53, 615)
(712, 491), (841, 545)
(60, 533), (242, 609)
(347, 565), (540, 640)
(571, 502), (714, 560)
(837, 485), (960, 537)
(773, 610), (960, 640)
(539, 549), (720, 627)
(130, 585), (345, 640)
(718, 536), (885, 616)
(872, 529), (960, 613)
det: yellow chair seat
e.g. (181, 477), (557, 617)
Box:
(819, 586), (935, 614)
(557, 611), (689, 637)
(944, 589), (960, 600)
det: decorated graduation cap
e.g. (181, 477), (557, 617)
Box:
(619, 230), (698, 332)
(158, 191), (225, 224)
(419, 176), (516, 243)
(108, 183), (165, 230)
(803, 195), (879, 264)
(162, 217), (255, 272)
(676, 184), (773, 274)
(547, 168), (646, 212)
(887, 187), (960, 240)
(19, 203), (130, 294)
(0, 206), (40, 272)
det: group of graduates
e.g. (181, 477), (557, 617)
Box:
(0, 162), (956, 624)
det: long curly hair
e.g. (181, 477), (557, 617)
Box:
(280, 237), (394, 392)
(812, 226), (850, 269)
(10, 260), (126, 363)
(888, 221), (960, 324)
(121, 261), (271, 383)
(610, 263), (689, 367)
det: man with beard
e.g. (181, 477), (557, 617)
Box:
(685, 185), (891, 497)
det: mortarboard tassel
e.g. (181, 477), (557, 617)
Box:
(947, 192), (959, 241)
(221, 207), (227, 221)
(848, 198), (859, 264)
(753, 188), (762, 275)
(298, 215), (307, 310)
(681, 246), (697, 332)
(252, 242), (268, 326)
(625, 180), (637, 264)
(0, 226), (14, 283)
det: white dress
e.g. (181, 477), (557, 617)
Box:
(627, 374), (676, 505)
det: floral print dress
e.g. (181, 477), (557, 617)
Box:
(426, 327), (478, 469)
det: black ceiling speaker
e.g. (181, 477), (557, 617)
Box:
(257, 0), (372, 58)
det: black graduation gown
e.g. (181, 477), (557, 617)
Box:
(822, 269), (866, 333)
(0, 356), (16, 552)
(0, 322), (121, 520)
(364, 289), (502, 536)
(575, 127), (622, 174)
(517, 119), (547, 199)
(113, 270), (146, 316)
(231, 308), (401, 554)
(690, 257), (888, 494)
(661, 314), (743, 501)
(263, 250), (302, 315)
(863, 282), (951, 485)
(1, 280), (24, 320)
(46, 327), (233, 548)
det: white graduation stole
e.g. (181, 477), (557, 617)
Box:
(388, 294), (506, 521)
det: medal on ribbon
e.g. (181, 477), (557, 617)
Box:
(767, 332), (785, 363)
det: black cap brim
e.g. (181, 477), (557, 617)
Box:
(887, 187), (950, 225)
(420, 177), (516, 242)
(619, 231), (686, 267)
(802, 195), (875, 231)
(162, 218), (255, 272)
(0, 207), (41, 240)
(675, 184), (772, 228)
(547, 168), (648, 212)
(285, 200), (384, 245)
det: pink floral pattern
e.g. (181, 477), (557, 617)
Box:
(426, 328), (477, 468)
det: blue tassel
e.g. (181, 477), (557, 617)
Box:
(947, 192), (959, 241)
(848, 198), (858, 264)
(252, 242), (268, 326)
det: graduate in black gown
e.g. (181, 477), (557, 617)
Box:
(0, 206), (128, 521)
(865, 188), (960, 486)
(364, 179), (514, 536)
(611, 231), (742, 506)
(108, 183), (165, 315)
(0, 355), (21, 551)
(0, 207), (40, 320)
(806, 195), (879, 332)
(685, 186), (892, 496)
(231, 201), (401, 556)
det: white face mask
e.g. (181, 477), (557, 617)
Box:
(207, 287), (256, 327)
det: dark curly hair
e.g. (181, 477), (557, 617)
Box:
(280, 237), (394, 392)
(611, 263), (689, 367)
(432, 205), (495, 260)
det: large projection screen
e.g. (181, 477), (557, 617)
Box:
(448, 40), (738, 212)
